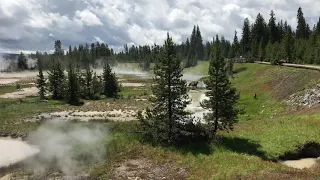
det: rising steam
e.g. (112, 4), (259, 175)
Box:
(24, 120), (108, 176)
(0, 55), (11, 70)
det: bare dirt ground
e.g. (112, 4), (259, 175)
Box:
(0, 71), (43, 86)
(24, 110), (138, 123)
(121, 83), (145, 87)
(0, 87), (39, 99)
(0, 79), (20, 86)
(109, 158), (188, 180)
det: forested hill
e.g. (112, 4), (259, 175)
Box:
(24, 6), (320, 70)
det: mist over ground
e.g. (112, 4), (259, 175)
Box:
(0, 55), (11, 70)
(24, 121), (108, 176)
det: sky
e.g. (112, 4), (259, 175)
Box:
(0, 0), (320, 54)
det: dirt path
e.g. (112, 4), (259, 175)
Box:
(255, 61), (320, 71)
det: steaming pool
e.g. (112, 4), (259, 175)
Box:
(0, 138), (40, 168)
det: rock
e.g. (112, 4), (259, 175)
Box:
(286, 84), (320, 108)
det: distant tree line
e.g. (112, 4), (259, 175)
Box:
(36, 40), (120, 105)
(238, 7), (320, 65)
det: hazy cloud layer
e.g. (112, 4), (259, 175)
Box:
(0, 0), (320, 53)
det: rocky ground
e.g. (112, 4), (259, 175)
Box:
(286, 84), (320, 108)
(24, 110), (138, 123)
(109, 158), (188, 180)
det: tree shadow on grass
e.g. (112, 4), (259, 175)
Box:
(233, 67), (248, 74)
(217, 136), (268, 160)
(172, 142), (213, 156)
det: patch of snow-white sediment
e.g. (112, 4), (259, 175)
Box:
(25, 110), (138, 122)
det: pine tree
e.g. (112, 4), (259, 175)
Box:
(184, 38), (190, 59)
(36, 56), (46, 100)
(189, 25), (198, 66)
(84, 66), (94, 99)
(241, 18), (251, 56)
(268, 10), (278, 43)
(233, 30), (240, 57)
(77, 69), (86, 98)
(229, 31), (240, 59)
(103, 63), (120, 98)
(54, 40), (64, 57)
(92, 72), (103, 97)
(66, 62), (81, 105)
(201, 35), (239, 139)
(270, 42), (280, 65)
(251, 13), (267, 59)
(138, 33), (202, 145)
(196, 25), (204, 60)
(204, 41), (212, 60)
(17, 52), (28, 70)
(315, 18), (320, 35)
(296, 7), (308, 39)
(277, 20), (285, 41)
(226, 58), (234, 77)
(258, 39), (265, 61)
(280, 26), (294, 62)
(185, 53), (196, 68)
(264, 40), (273, 62)
(315, 35), (320, 64)
(48, 57), (65, 100)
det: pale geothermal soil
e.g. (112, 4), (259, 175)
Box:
(121, 83), (145, 87)
(110, 158), (188, 180)
(0, 79), (20, 86)
(24, 110), (138, 122)
(0, 87), (39, 99)
(281, 158), (320, 169)
(0, 174), (12, 180)
(185, 90), (210, 122)
(0, 138), (40, 168)
(0, 72), (40, 79)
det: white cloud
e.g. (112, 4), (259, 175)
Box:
(74, 9), (103, 26)
(93, 36), (105, 43)
(0, 0), (320, 52)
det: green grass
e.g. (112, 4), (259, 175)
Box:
(119, 87), (149, 97)
(183, 61), (210, 75)
(0, 98), (66, 133)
